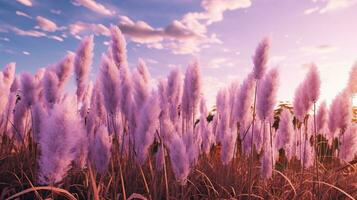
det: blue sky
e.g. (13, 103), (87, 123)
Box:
(1, 0), (357, 107)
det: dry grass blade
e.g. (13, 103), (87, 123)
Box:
(236, 193), (264, 199)
(273, 169), (296, 198)
(306, 180), (356, 200)
(5, 186), (77, 200)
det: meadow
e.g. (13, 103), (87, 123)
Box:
(0, 25), (357, 200)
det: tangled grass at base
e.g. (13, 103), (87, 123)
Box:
(1, 26), (357, 199)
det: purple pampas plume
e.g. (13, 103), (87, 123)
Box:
(99, 54), (120, 114)
(10, 75), (20, 93)
(293, 82), (312, 122)
(110, 25), (128, 69)
(316, 101), (328, 134)
(32, 102), (47, 142)
(199, 97), (213, 155)
(132, 59), (151, 112)
(74, 35), (94, 103)
(167, 68), (183, 122)
(137, 58), (151, 84)
(347, 62), (357, 94)
(181, 61), (201, 129)
(80, 82), (93, 119)
(42, 69), (60, 106)
(119, 56), (133, 120)
(306, 64), (321, 102)
(55, 52), (74, 91)
(135, 92), (160, 165)
(38, 96), (85, 184)
(257, 68), (279, 122)
(90, 125), (112, 173)
(20, 72), (39, 106)
(328, 90), (351, 137)
(234, 73), (255, 124)
(339, 126), (357, 162)
(253, 37), (270, 80)
(168, 133), (190, 185)
(2, 62), (16, 88)
(276, 109), (295, 160)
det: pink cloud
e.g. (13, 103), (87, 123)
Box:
(36, 16), (58, 32)
(12, 27), (46, 37)
(73, 0), (114, 16)
(16, 11), (32, 19)
(16, 0), (32, 7)
(69, 21), (110, 36)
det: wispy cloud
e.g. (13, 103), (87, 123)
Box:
(69, 21), (110, 37)
(36, 16), (58, 32)
(305, 0), (357, 14)
(16, 10), (32, 19)
(50, 9), (61, 15)
(0, 37), (10, 42)
(300, 44), (338, 54)
(48, 35), (64, 42)
(73, 0), (114, 16)
(22, 51), (30, 55)
(16, 0), (32, 7)
(12, 27), (46, 37)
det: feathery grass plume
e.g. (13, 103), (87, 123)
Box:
(90, 124), (112, 173)
(99, 54), (120, 114)
(42, 69), (60, 106)
(228, 81), (240, 126)
(261, 143), (273, 179)
(88, 80), (107, 136)
(132, 59), (151, 112)
(38, 96), (85, 184)
(0, 73), (8, 115)
(168, 133), (190, 185)
(158, 78), (168, 112)
(1, 92), (16, 137)
(293, 82), (312, 122)
(13, 100), (28, 142)
(183, 128), (201, 166)
(119, 53), (133, 121)
(135, 92), (160, 165)
(32, 102), (47, 142)
(80, 82), (93, 118)
(167, 68), (183, 122)
(260, 123), (275, 179)
(199, 97), (213, 155)
(257, 68), (279, 122)
(181, 61), (201, 129)
(110, 25), (128, 69)
(317, 101), (328, 133)
(137, 58), (151, 84)
(328, 90), (351, 138)
(21, 72), (39, 106)
(215, 88), (228, 141)
(221, 130), (237, 165)
(74, 35), (94, 103)
(234, 73), (255, 124)
(306, 64), (321, 102)
(276, 109), (295, 160)
(302, 134), (315, 168)
(55, 52), (74, 90)
(253, 37), (270, 80)
(2, 62), (16, 88)
(347, 62), (357, 94)
(339, 126), (357, 162)
(10, 75), (20, 93)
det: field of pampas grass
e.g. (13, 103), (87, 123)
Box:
(1, 26), (357, 200)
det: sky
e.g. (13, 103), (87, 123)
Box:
(0, 0), (357, 108)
